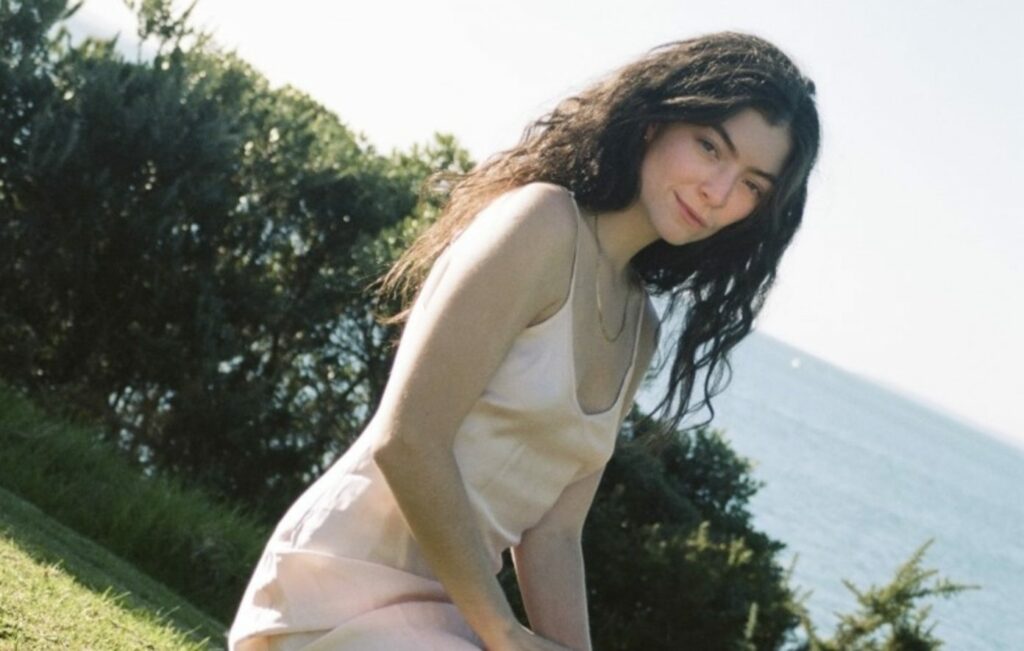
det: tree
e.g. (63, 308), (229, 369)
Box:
(0, 0), (470, 517)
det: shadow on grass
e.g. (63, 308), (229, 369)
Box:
(0, 485), (227, 649)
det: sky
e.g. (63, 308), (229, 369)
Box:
(67, 0), (1023, 448)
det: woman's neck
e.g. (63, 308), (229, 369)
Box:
(587, 202), (659, 278)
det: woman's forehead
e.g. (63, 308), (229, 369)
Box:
(716, 109), (792, 179)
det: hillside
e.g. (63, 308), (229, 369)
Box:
(0, 486), (226, 650)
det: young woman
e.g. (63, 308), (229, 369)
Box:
(229, 31), (820, 651)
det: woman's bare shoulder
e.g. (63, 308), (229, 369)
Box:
(415, 183), (581, 325)
(481, 182), (580, 240)
(450, 182), (581, 303)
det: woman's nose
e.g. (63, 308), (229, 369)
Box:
(700, 171), (733, 208)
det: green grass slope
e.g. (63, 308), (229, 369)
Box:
(0, 486), (227, 650)
(0, 383), (269, 621)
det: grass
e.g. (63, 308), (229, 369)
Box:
(0, 485), (226, 649)
(0, 383), (270, 622)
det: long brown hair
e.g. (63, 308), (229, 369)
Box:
(377, 31), (820, 437)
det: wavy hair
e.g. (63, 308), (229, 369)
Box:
(377, 31), (820, 440)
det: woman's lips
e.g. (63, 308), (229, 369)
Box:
(674, 192), (708, 229)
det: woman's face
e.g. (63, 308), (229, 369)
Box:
(638, 108), (792, 246)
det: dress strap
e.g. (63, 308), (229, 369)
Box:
(565, 189), (583, 308)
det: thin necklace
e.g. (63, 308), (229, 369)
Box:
(592, 211), (632, 342)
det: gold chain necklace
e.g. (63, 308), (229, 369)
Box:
(592, 212), (632, 342)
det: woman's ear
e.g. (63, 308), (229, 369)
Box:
(644, 123), (659, 143)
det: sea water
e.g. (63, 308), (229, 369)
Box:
(636, 332), (1024, 650)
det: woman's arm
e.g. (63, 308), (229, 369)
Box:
(512, 469), (604, 651)
(511, 295), (660, 649)
(372, 183), (580, 650)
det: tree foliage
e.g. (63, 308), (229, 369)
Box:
(0, 0), (469, 517)
(577, 416), (799, 650)
(791, 539), (976, 651)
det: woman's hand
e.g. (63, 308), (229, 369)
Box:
(486, 622), (580, 651)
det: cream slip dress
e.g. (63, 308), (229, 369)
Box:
(228, 189), (646, 651)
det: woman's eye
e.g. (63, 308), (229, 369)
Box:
(744, 180), (765, 199)
(698, 138), (717, 156)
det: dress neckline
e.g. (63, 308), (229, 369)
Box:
(498, 187), (646, 419)
(564, 189), (646, 418)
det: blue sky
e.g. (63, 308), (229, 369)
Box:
(71, 0), (1023, 447)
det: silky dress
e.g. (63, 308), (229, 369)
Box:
(227, 189), (646, 650)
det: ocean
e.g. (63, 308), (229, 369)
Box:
(635, 331), (1024, 650)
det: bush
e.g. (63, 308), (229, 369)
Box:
(790, 539), (975, 651)
(497, 413), (800, 650)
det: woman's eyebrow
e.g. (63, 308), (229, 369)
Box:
(711, 123), (779, 185)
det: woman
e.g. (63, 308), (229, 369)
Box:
(228, 31), (820, 651)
